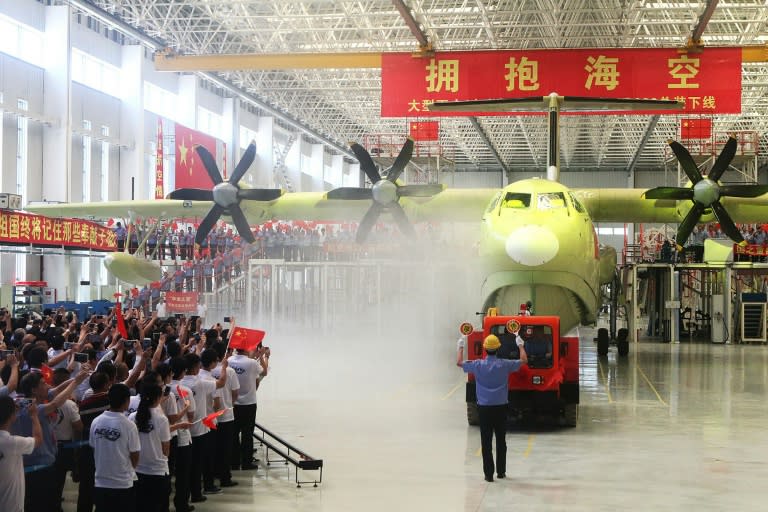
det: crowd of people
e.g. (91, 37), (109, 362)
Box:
(0, 305), (269, 512)
(653, 223), (768, 263)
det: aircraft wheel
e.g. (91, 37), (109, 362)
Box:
(617, 340), (629, 356)
(597, 328), (609, 356)
(467, 403), (479, 426)
(562, 404), (578, 427)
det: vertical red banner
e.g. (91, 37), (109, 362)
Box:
(155, 118), (164, 199)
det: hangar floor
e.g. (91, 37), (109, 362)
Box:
(62, 327), (768, 512)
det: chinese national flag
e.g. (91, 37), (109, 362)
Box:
(228, 327), (265, 352)
(202, 409), (226, 430)
(115, 303), (128, 339)
(409, 121), (439, 141)
(176, 385), (189, 400)
(680, 118), (712, 139)
(174, 123), (218, 189)
(40, 365), (53, 385)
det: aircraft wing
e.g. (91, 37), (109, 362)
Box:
(575, 188), (768, 223)
(25, 188), (497, 224)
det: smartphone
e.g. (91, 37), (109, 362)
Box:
(123, 339), (135, 349)
(224, 316), (231, 323)
(63, 342), (75, 350)
(14, 398), (33, 409)
(142, 338), (152, 350)
(152, 332), (161, 344)
(73, 353), (88, 363)
(163, 386), (171, 396)
(0, 349), (14, 360)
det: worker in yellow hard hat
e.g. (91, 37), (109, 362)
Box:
(456, 326), (527, 483)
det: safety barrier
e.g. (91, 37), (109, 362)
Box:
(252, 422), (323, 488)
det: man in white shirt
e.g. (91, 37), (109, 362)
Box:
(170, 359), (196, 512)
(0, 396), (41, 511)
(228, 345), (268, 470)
(89, 383), (141, 512)
(181, 352), (227, 503)
(156, 298), (167, 318)
(196, 299), (207, 325)
(210, 342), (240, 487)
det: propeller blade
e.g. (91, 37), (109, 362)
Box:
(229, 142), (257, 185)
(326, 188), (373, 200)
(237, 188), (283, 201)
(718, 185), (768, 198)
(676, 203), (705, 248)
(707, 136), (737, 182)
(350, 143), (381, 184)
(388, 203), (416, 238)
(167, 189), (214, 201)
(668, 141), (703, 184)
(710, 201), (744, 243)
(194, 145), (224, 186)
(386, 138), (415, 183)
(397, 184), (446, 197)
(195, 204), (224, 246)
(355, 203), (384, 243)
(229, 204), (256, 244)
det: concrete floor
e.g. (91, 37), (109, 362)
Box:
(63, 327), (768, 512)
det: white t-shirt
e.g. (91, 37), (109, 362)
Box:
(180, 374), (216, 438)
(53, 400), (81, 441)
(0, 430), (36, 511)
(228, 354), (262, 406)
(129, 407), (171, 476)
(160, 387), (178, 439)
(89, 411), (140, 489)
(124, 395), (141, 417)
(47, 348), (69, 369)
(211, 364), (239, 423)
(170, 380), (195, 447)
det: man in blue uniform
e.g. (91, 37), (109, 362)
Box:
(457, 332), (527, 482)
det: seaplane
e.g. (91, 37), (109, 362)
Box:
(27, 93), (768, 333)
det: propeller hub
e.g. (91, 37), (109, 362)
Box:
(692, 178), (720, 206)
(212, 182), (239, 208)
(372, 180), (398, 205)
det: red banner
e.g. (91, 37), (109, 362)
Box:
(0, 209), (116, 251)
(174, 123), (218, 189)
(155, 118), (164, 199)
(734, 244), (768, 257)
(382, 48), (741, 116)
(409, 121), (439, 141)
(680, 118), (712, 139)
(165, 291), (199, 313)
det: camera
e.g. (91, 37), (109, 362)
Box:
(123, 339), (135, 349)
(142, 338), (152, 350)
(63, 342), (75, 350)
(0, 349), (15, 360)
(14, 398), (33, 409)
(73, 353), (88, 363)
(224, 316), (231, 323)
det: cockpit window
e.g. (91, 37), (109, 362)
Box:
(537, 192), (567, 210)
(501, 192), (531, 209)
(568, 192), (586, 213)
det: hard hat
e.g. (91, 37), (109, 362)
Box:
(483, 335), (501, 351)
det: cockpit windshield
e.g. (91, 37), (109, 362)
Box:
(501, 192), (531, 209)
(537, 192), (567, 211)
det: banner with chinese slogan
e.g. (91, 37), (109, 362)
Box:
(0, 210), (116, 251)
(409, 121), (439, 141)
(165, 291), (199, 313)
(382, 47), (741, 116)
(680, 118), (713, 139)
(155, 118), (164, 199)
(174, 123), (218, 189)
(734, 244), (768, 257)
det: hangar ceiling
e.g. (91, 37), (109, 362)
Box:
(75, 0), (768, 174)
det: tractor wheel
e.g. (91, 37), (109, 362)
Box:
(467, 403), (480, 426)
(562, 404), (578, 427)
(597, 328), (609, 356)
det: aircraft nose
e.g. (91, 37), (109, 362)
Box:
(504, 225), (559, 266)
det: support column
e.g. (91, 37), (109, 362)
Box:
(255, 117), (274, 188)
(118, 45), (145, 200)
(41, 5), (72, 203)
(222, 97), (240, 172)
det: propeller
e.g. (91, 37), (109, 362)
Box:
(168, 142), (282, 245)
(643, 136), (768, 248)
(327, 139), (444, 243)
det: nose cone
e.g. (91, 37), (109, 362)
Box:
(504, 225), (559, 266)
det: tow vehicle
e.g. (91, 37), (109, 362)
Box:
(460, 308), (579, 426)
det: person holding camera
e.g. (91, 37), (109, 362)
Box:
(456, 330), (527, 483)
(0, 396), (42, 511)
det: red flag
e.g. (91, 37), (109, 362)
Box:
(115, 303), (128, 339)
(409, 121), (439, 141)
(680, 118), (712, 139)
(174, 123), (218, 189)
(40, 365), (53, 385)
(176, 385), (189, 400)
(202, 409), (226, 430)
(228, 327), (265, 352)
